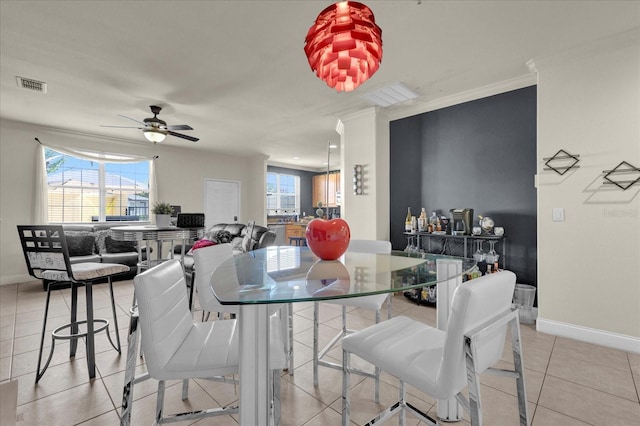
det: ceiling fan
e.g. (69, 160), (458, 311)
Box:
(101, 105), (199, 143)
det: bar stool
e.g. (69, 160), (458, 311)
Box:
(289, 236), (306, 246)
(17, 225), (128, 383)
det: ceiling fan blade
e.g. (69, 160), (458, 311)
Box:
(100, 125), (144, 129)
(166, 124), (193, 131)
(168, 130), (199, 142)
(118, 114), (148, 126)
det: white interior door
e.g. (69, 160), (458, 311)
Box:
(204, 179), (241, 229)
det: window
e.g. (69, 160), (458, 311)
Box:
(45, 148), (151, 223)
(266, 172), (300, 215)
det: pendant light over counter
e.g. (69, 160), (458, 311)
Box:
(304, 1), (382, 92)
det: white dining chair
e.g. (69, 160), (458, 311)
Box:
(192, 243), (293, 372)
(192, 243), (238, 320)
(313, 239), (392, 402)
(341, 270), (529, 426)
(121, 259), (286, 425)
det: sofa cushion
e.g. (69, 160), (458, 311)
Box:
(105, 236), (137, 253)
(65, 234), (96, 256)
(100, 252), (139, 267)
(231, 236), (245, 254)
(69, 254), (102, 264)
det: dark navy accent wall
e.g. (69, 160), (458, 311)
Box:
(390, 86), (537, 286)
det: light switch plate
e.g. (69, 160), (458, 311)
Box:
(552, 207), (564, 222)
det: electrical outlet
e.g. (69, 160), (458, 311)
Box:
(552, 208), (564, 222)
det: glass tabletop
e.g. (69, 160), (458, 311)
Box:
(210, 246), (476, 304)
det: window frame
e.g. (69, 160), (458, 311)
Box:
(45, 148), (152, 224)
(266, 172), (300, 215)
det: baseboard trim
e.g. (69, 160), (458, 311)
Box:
(537, 317), (640, 354)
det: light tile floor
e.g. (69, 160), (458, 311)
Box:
(1, 279), (639, 425)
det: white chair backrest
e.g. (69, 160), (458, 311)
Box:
(134, 259), (193, 376)
(437, 270), (516, 396)
(193, 243), (234, 311)
(347, 239), (392, 254)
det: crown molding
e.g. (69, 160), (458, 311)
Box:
(387, 73), (536, 122)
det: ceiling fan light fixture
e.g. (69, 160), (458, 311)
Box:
(304, 1), (382, 92)
(143, 128), (167, 143)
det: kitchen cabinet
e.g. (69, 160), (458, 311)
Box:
(285, 224), (306, 244)
(312, 172), (341, 208)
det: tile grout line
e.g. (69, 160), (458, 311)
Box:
(626, 352), (640, 404)
(528, 332), (556, 425)
(7, 284), (18, 382)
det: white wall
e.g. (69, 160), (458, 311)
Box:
(534, 29), (640, 346)
(0, 119), (267, 285)
(340, 108), (390, 241)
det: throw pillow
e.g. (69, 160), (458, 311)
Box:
(65, 234), (96, 257)
(215, 230), (233, 244)
(187, 238), (217, 255)
(94, 230), (110, 254)
(105, 236), (137, 253)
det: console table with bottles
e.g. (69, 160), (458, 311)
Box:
(404, 232), (507, 269)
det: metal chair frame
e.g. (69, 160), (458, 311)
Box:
(17, 225), (124, 383)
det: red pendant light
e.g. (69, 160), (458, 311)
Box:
(304, 1), (383, 92)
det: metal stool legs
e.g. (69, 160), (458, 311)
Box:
(36, 278), (121, 383)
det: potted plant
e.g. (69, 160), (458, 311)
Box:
(152, 202), (173, 227)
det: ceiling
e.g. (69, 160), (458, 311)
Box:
(1, 1), (638, 171)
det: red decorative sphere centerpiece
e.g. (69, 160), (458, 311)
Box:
(305, 218), (351, 260)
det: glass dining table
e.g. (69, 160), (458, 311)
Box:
(210, 246), (475, 426)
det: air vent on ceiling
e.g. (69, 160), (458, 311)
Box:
(16, 76), (47, 93)
(361, 82), (419, 107)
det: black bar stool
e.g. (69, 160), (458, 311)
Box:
(17, 225), (128, 382)
(289, 236), (307, 246)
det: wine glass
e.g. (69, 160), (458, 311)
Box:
(473, 240), (485, 262)
(404, 237), (415, 253)
(485, 240), (500, 264)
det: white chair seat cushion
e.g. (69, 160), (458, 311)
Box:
(342, 316), (463, 400)
(161, 320), (240, 380)
(41, 262), (129, 282)
(157, 316), (286, 380)
(325, 293), (389, 310)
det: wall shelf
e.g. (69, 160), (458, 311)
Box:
(602, 161), (640, 190)
(543, 149), (580, 175)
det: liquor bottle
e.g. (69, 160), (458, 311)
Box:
(429, 211), (438, 229)
(418, 208), (427, 232)
(405, 207), (412, 232)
